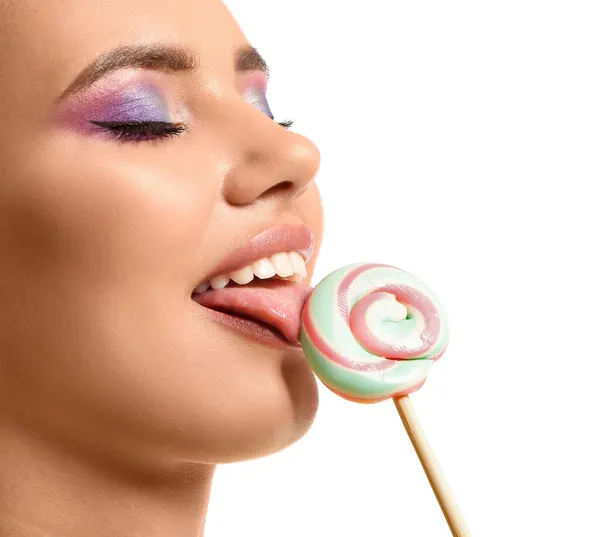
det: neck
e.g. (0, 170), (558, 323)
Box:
(0, 423), (216, 537)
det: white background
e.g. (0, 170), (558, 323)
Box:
(210, 1), (600, 535)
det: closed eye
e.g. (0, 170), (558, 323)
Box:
(89, 120), (186, 142)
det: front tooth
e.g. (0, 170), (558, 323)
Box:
(209, 274), (230, 289)
(230, 266), (254, 285)
(270, 252), (294, 277)
(287, 251), (307, 278)
(251, 257), (276, 279)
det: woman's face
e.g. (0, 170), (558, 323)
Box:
(0, 0), (323, 464)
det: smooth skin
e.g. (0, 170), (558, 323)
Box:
(0, 1), (323, 535)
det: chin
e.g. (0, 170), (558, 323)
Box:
(188, 356), (320, 465)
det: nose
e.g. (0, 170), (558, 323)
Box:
(220, 104), (321, 207)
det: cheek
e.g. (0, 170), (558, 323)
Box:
(0, 133), (236, 452)
(0, 132), (221, 399)
(3, 132), (219, 293)
(294, 182), (324, 277)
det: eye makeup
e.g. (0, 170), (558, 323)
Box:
(243, 85), (275, 120)
(238, 70), (276, 121)
(90, 83), (171, 123)
(52, 67), (291, 142)
(52, 71), (189, 138)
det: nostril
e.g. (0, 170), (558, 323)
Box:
(259, 180), (295, 199)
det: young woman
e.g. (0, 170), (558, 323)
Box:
(0, 0), (324, 535)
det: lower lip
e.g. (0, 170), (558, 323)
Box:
(190, 297), (303, 351)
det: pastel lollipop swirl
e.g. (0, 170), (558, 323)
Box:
(300, 263), (449, 403)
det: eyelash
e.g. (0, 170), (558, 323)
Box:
(90, 120), (186, 142)
(90, 118), (295, 142)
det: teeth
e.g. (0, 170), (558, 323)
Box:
(230, 266), (254, 285)
(288, 251), (307, 278)
(209, 274), (230, 290)
(194, 250), (308, 293)
(194, 281), (210, 293)
(270, 252), (294, 277)
(251, 258), (277, 279)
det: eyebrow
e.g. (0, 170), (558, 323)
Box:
(58, 42), (270, 100)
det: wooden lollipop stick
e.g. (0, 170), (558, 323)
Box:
(393, 395), (470, 537)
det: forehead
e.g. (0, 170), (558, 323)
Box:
(0, 0), (247, 101)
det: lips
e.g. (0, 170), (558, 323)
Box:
(202, 223), (315, 285)
(192, 278), (313, 345)
(191, 222), (316, 346)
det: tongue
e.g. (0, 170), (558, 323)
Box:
(193, 279), (313, 344)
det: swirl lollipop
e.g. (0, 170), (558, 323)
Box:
(300, 263), (469, 537)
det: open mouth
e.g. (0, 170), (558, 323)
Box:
(191, 278), (313, 348)
(189, 224), (315, 348)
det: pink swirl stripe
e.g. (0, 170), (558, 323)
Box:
(337, 263), (391, 320)
(301, 303), (396, 372)
(302, 262), (442, 373)
(349, 285), (440, 359)
(341, 263), (440, 359)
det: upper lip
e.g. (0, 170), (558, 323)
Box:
(197, 222), (315, 287)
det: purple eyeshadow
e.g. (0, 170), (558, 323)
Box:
(54, 80), (173, 134)
(243, 87), (274, 120)
(92, 83), (170, 123)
